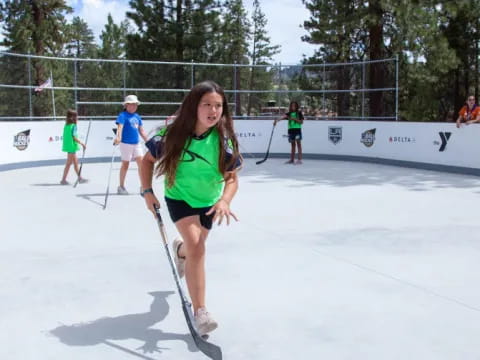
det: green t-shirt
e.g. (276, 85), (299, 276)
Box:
(62, 123), (79, 153)
(287, 111), (303, 129)
(146, 127), (240, 208)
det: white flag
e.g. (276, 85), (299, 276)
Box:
(34, 77), (52, 92)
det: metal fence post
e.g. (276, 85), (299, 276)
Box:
(233, 61), (237, 115)
(123, 60), (127, 98)
(27, 53), (33, 120)
(395, 54), (399, 121)
(277, 62), (282, 112)
(74, 57), (78, 111)
(362, 60), (365, 121)
(323, 60), (326, 117)
(191, 59), (195, 88)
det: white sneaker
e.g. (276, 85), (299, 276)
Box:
(173, 238), (185, 278)
(117, 186), (128, 195)
(194, 307), (218, 336)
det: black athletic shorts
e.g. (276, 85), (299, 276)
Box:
(288, 128), (302, 142)
(165, 197), (215, 230)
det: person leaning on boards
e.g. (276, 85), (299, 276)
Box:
(456, 95), (480, 128)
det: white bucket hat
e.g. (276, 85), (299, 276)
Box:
(123, 94), (140, 105)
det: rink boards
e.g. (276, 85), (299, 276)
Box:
(1, 120), (478, 174)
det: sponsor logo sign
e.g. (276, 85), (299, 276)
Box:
(48, 135), (63, 142)
(328, 126), (342, 144)
(388, 136), (416, 143)
(433, 132), (451, 152)
(13, 129), (31, 151)
(235, 132), (261, 138)
(360, 128), (376, 147)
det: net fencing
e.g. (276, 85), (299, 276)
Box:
(0, 51), (398, 121)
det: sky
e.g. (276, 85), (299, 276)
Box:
(66, 0), (317, 64)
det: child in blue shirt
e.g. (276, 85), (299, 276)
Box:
(113, 95), (148, 194)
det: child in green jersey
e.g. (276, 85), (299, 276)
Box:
(274, 101), (304, 164)
(140, 81), (242, 336)
(60, 109), (87, 185)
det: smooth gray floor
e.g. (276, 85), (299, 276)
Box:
(1, 158), (480, 360)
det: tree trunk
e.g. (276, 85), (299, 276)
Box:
(454, 68), (461, 116)
(30, 0), (45, 84)
(368, 0), (384, 118)
(475, 18), (479, 100)
(30, 0), (47, 116)
(336, 65), (351, 117)
(175, 0), (185, 89)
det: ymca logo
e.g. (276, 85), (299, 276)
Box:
(13, 129), (31, 151)
(433, 132), (451, 152)
(328, 126), (342, 145)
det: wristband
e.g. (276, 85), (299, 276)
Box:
(141, 188), (154, 197)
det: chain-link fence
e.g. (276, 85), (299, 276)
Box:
(0, 51), (398, 121)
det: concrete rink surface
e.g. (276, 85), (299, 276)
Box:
(1, 158), (480, 360)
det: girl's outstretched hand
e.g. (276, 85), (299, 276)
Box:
(206, 198), (238, 226)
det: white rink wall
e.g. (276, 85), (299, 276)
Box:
(1, 120), (479, 173)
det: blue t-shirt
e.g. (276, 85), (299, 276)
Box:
(116, 111), (143, 144)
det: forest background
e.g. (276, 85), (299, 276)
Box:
(0, 0), (479, 122)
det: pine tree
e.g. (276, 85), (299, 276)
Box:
(0, 0), (72, 83)
(65, 17), (97, 58)
(301, 0), (461, 121)
(246, 0), (280, 115)
(0, 0), (72, 116)
(216, 0), (250, 115)
(126, 0), (222, 115)
(302, 0), (362, 117)
(86, 14), (132, 115)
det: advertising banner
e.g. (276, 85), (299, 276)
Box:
(1, 120), (479, 171)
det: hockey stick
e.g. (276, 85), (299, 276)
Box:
(256, 122), (276, 165)
(102, 145), (117, 210)
(153, 206), (222, 360)
(103, 128), (119, 210)
(73, 119), (92, 188)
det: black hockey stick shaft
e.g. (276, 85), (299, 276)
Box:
(74, 119), (92, 188)
(102, 145), (117, 210)
(103, 128), (119, 210)
(256, 122), (276, 165)
(153, 206), (222, 360)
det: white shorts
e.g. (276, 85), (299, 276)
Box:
(119, 142), (143, 161)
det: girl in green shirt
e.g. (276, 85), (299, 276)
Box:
(141, 81), (242, 336)
(274, 101), (304, 164)
(60, 109), (87, 185)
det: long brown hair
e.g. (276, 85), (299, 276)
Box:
(155, 81), (241, 186)
(66, 109), (77, 124)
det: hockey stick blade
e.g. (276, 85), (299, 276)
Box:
(74, 120), (92, 188)
(256, 123), (276, 165)
(180, 298), (222, 360)
(73, 150), (85, 188)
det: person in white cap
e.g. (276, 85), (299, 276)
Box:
(114, 94), (148, 194)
